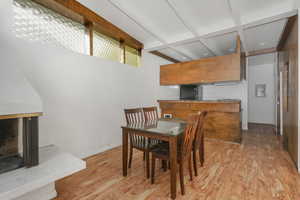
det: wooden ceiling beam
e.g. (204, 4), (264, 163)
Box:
(277, 16), (297, 51)
(34, 0), (143, 50)
(247, 47), (277, 57)
(150, 51), (180, 63)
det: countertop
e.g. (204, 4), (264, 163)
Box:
(157, 99), (241, 104)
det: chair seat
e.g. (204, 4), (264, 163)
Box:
(132, 139), (162, 151)
(151, 143), (182, 160)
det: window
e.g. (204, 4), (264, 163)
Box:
(125, 45), (141, 67)
(93, 31), (123, 63)
(12, 0), (141, 67)
(13, 0), (87, 54)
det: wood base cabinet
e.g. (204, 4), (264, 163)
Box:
(158, 100), (242, 143)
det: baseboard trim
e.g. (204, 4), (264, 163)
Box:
(248, 122), (276, 128)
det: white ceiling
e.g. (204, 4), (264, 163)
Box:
(159, 48), (189, 62)
(174, 41), (214, 60)
(244, 19), (287, 52)
(78, 0), (298, 61)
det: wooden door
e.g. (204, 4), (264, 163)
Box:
(279, 16), (298, 167)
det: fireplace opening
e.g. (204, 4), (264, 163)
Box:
(0, 119), (24, 174)
(0, 117), (39, 174)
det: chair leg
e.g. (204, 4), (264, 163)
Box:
(128, 146), (133, 168)
(151, 156), (156, 184)
(146, 152), (150, 179)
(193, 149), (198, 176)
(179, 161), (185, 195)
(200, 136), (204, 166)
(188, 156), (193, 181)
(143, 152), (146, 161)
(163, 160), (167, 172)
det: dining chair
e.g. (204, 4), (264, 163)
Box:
(143, 106), (169, 170)
(150, 113), (200, 195)
(124, 108), (155, 178)
(192, 111), (208, 176)
(142, 107), (159, 121)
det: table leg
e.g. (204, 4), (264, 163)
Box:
(169, 136), (178, 199)
(122, 129), (128, 176)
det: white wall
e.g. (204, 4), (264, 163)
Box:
(202, 81), (248, 130)
(248, 53), (276, 125)
(0, 0), (179, 158)
(0, 63), (42, 116)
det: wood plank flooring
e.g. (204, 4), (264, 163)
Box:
(54, 125), (300, 200)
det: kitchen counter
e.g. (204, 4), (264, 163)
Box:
(157, 99), (241, 104)
(157, 100), (241, 143)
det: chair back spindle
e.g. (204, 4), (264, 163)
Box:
(180, 114), (199, 159)
(194, 111), (208, 149)
(124, 108), (144, 124)
(143, 107), (159, 121)
(124, 108), (147, 150)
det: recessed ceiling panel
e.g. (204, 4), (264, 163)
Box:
(204, 32), (238, 55)
(171, 0), (235, 35)
(174, 41), (214, 59)
(230, 0), (294, 24)
(78, 0), (161, 47)
(108, 0), (193, 43)
(244, 19), (287, 52)
(158, 48), (189, 62)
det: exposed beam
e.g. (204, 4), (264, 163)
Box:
(166, 0), (222, 56)
(247, 47), (277, 57)
(107, 0), (195, 61)
(277, 16), (297, 51)
(150, 51), (180, 63)
(145, 10), (297, 52)
(35, 0), (143, 50)
(243, 10), (297, 29)
(226, 0), (248, 55)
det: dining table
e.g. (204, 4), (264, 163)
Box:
(121, 119), (186, 199)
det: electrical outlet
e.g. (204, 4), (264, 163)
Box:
(163, 114), (172, 119)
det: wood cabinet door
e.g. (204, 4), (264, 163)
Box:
(160, 53), (241, 85)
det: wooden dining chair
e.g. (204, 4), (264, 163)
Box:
(124, 108), (155, 178)
(150, 113), (200, 195)
(142, 107), (159, 121)
(192, 111), (208, 176)
(143, 106), (170, 170)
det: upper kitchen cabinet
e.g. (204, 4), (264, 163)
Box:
(160, 37), (245, 85)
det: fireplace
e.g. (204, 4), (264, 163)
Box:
(0, 115), (39, 174)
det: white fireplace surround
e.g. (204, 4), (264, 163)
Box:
(0, 145), (86, 200)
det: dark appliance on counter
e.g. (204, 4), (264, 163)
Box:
(180, 85), (198, 100)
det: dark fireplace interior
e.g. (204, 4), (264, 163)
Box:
(0, 119), (24, 174)
(0, 117), (39, 174)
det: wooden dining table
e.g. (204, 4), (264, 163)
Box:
(121, 119), (186, 199)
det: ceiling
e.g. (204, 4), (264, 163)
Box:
(77, 0), (298, 62)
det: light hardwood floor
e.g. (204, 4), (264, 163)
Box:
(54, 125), (300, 200)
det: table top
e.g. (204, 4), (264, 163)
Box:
(121, 119), (186, 137)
